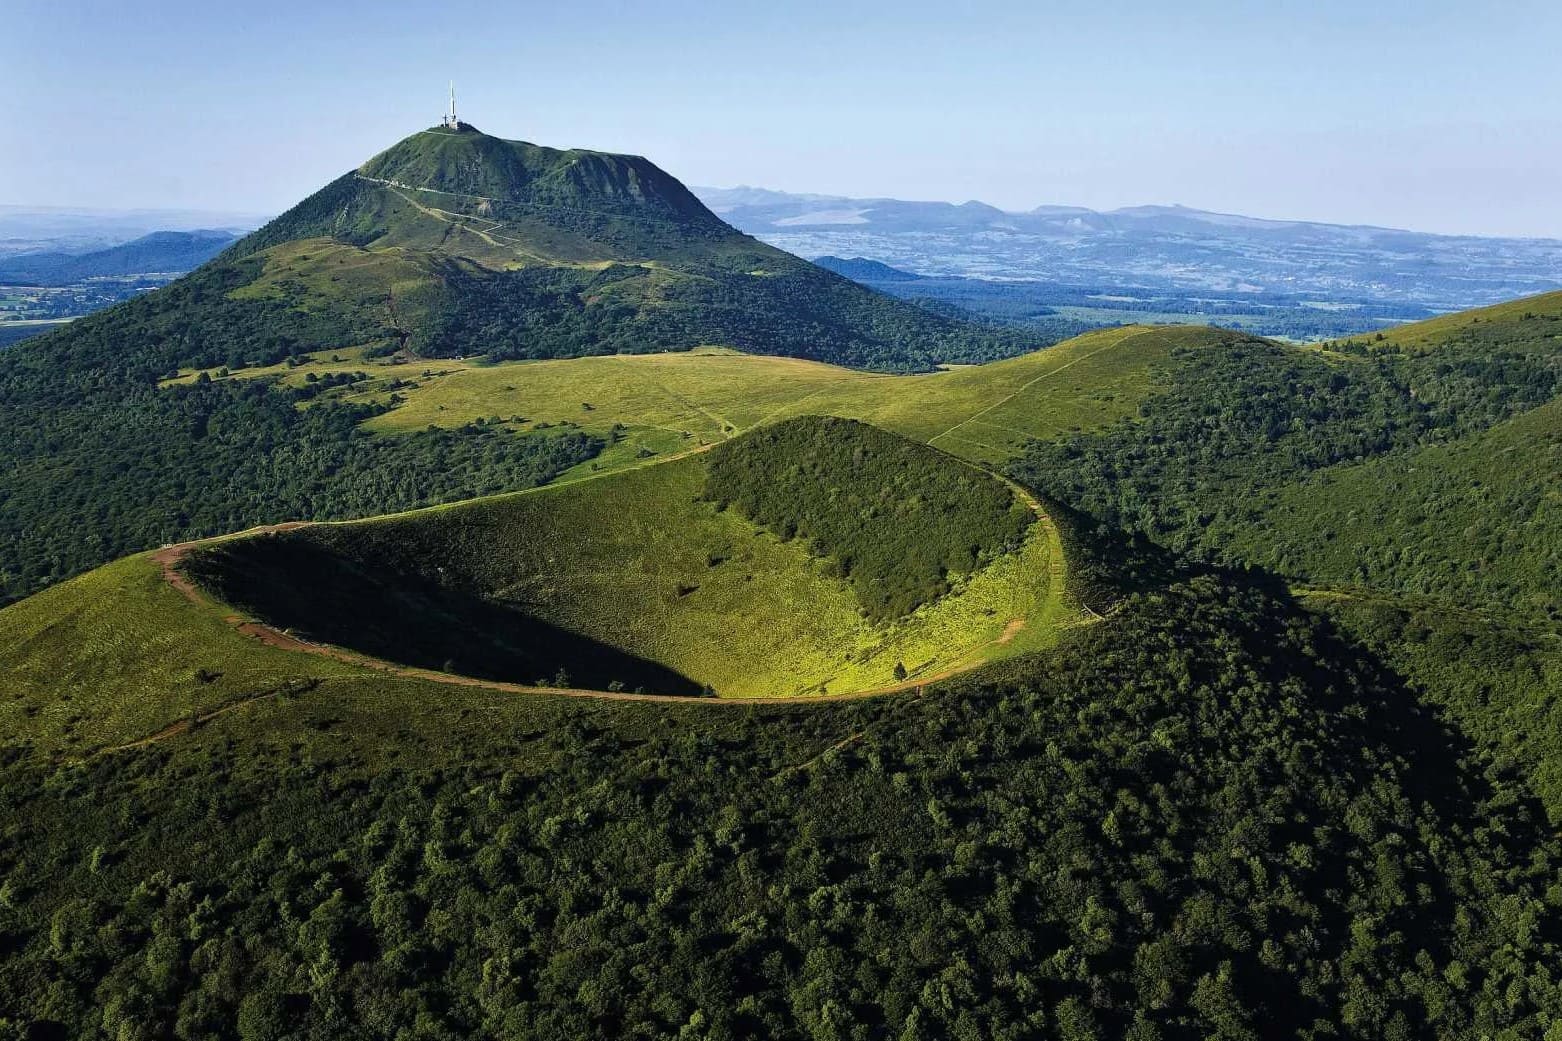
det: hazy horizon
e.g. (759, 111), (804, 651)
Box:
(5, 0), (1561, 238)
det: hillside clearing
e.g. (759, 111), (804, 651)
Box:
(163, 324), (1214, 478)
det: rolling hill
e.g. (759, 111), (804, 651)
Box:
(1008, 290), (1562, 826)
(0, 230), (240, 285)
(171, 418), (1066, 699)
(3, 283), (1562, 1038)
(0, 414), (1077, 756)
(7, 456), (1562, 1038)
(0, 125), (1047, 605)
(698, 184), (1562, 309)
(6, 128), (1562, 1039)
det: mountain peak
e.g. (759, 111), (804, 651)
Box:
(354, 126), (718, 224)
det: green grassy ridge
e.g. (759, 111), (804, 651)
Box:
(1011, 328), (1559, 611)
(0, 554), (361, 756)
(191, 323), (1213, 476)
(6, 577), (1562, 1037)
(177, 426), (1067, 700)
(1333, 287), (1562, 355)
(703, 416), (1033, 620)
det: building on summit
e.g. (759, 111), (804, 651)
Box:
(440, 82), (466, 130)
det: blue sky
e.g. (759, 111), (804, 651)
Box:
(5, 0), (1561, 236)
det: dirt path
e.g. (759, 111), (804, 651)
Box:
(96, 680), (319, 756)
(927, 328), (1152, 449)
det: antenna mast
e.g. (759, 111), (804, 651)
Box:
(449, 82), (457, 127)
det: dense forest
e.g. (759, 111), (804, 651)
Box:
(0, 264), (602, 603)
(1009, 320), (1562, 874)
(6, 576), (1562, 1038)
(418, 260), (1044, 371)
(6, 120), (1562, 1040)
(1011, 330), (1560, 617)
(704, 417), (1034, 620)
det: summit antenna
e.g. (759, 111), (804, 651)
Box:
(442, 82), (460, 129)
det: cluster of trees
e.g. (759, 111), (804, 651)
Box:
(417, 259), (1042, 372)
(1011, 324), (1562, 855)
(1215, 399), (1562, 625)
(1314, 593), (1562, 822)
(5, 578), (1562, 1037)
(704, 417), (1034, 620)
(0, 374), (600, 604)
(0, 266), (602, 602)
(0, 326), (50, 349)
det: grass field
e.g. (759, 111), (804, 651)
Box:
(164, 324), (1223, 476)
(0, 553), (359, 753)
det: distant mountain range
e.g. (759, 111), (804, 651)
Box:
(0, 205), (262, 259)
(811, 256), (920, 282)
(696, 186), (1562, 310)
(0, 230), (240, 285)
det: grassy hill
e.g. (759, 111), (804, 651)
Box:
(222, 124), (1040, 371)
(163, 324), (1218, 479)
(3, 292), (1562, 1037)
(173, 419), (1069, 701)
(704, 417), (1035, 619)
(5, 147), (1562, 1036)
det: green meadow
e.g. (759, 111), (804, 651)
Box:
(166, 323), (1217, 475)
(0, 553), (359, 754)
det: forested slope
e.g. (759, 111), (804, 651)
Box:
(1009, 293), (1562, 838)
(5, 577), (1562, 1039)
(1011, 312), (1561, 619)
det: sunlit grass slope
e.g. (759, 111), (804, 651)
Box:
(0, 554), (357, 754)
(1335, 287), (1562, 354)
(167, 324), (1220, 474)
(184, 429), (1072, 699)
